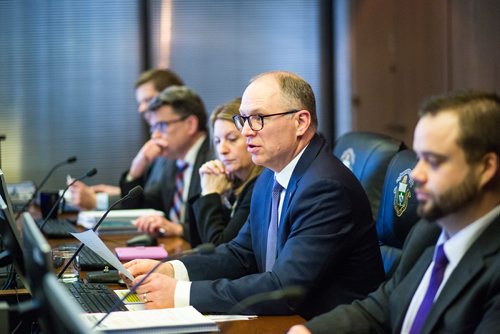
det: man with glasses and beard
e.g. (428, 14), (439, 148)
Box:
(288, 91), (500, 334)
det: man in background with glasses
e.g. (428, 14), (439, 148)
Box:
(123, 70), (384, 319)
(120, 85), (213, 240)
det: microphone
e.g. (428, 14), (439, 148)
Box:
(15, 156), (77, 220)
(39, 168), (97, 232)
(229, 285), (306, 314)
(56, 186), (143, 279)
(93, 243), (215, 329)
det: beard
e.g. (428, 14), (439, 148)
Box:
(416, 170), (480, 221)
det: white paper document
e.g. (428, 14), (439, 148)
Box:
(80, 306), (219, 333)
(77, 209), (164, 229)
(70, 229), (134, 281)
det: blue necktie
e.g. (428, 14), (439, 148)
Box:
(409, 244), (449, 334)
(265, 179), (283, 271)
(169, 161), (188, 223)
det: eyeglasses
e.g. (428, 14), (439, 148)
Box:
(232, 109), (299, 132)
(149, 115), (189, 134)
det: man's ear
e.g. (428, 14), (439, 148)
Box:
(295, 110), (311, 136)
(185, 115), (200, 135)
(477, 152), (499, 189)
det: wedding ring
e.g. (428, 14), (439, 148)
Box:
(143, 292), (148, 303)
(149, 217), (154, 223)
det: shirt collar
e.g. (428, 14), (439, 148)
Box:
(179, 134), (206, 167)
(437, 204), (500, 266)
(274, 144), (308, 190)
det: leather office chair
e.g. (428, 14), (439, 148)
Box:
(375, 149), (420, 278)
(333, 131), (406, 219)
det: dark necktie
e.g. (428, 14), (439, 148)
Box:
(409, 244), (449, 334)
(265, 179), (283, 271)
(169, 161), (188, 223)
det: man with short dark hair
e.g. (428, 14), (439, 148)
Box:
(123, 71), (384, 319)
(288, 91), (500, 333)
(121, 85), (213, 239)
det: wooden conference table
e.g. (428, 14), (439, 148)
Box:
(2, 208), (305, 333)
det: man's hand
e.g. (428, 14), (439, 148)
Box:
(121, 259), (174, 285)
(134, 273), (177, 309)
(91, 184), (120, 196)
(69, 180), (97, 210)
(134, 215), (184, 237)
(128, 138), (168, 180)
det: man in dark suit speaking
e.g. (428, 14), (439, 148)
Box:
(288, 91), (500, 333)
(123, 71), (385, 319)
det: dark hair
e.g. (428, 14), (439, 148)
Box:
(135, 69), (184, 92)
(419, 90), (500, 164)
(151, 85), (208, 133)
(251, 71), (317, 129)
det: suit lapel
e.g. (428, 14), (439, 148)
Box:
(163, 159), (178, 213)
(423, 217), (500, 333)
(276, 134), (325, 252)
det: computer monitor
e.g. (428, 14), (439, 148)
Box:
(0, 169), (27, 289)
(21, 212), (91, 333)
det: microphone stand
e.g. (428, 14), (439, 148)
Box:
(56, 186), (143, 280)
(92, 243), (215, 329)
(39, 168), (97, 232)
(15, 156), (77, 220)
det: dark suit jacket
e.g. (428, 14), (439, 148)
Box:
(305, 215), (500, 333)
(187, 177), (257, 247)
(181, 134), (385, 319)
(120, 136), (214, 237)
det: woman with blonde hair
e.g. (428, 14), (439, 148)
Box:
(187, 97), (263, 246)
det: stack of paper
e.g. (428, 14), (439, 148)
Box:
(80, 306), (219, 333)
(77, 209), (164, 233)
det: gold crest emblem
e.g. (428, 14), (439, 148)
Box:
(393, 168), (413, 217)
(340, 148), (355, 171)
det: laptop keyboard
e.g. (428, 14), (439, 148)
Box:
(35, 218), (79, 238)
(66, 282), (128, 313)
(78, 246), (112, 270)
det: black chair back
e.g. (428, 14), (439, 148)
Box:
(375, 149), (420, 278)
(333, 131), (405, 219)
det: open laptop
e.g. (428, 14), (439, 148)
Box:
(21, 211), (92, 333)
(0, 168), (28, 290)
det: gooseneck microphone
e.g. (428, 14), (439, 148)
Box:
(15, 155), (77, 220)
(39, 168), (97, 232)
(93, 243), (215, 329)
(56, 186), (143, 280)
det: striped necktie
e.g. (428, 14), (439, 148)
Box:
(169, 160), (188, 224)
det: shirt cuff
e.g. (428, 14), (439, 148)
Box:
(174, 281), (192, 308)
(170, 260), (190, 281)
(95, 192), (109, 210)
(170, 260), (191, 308)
